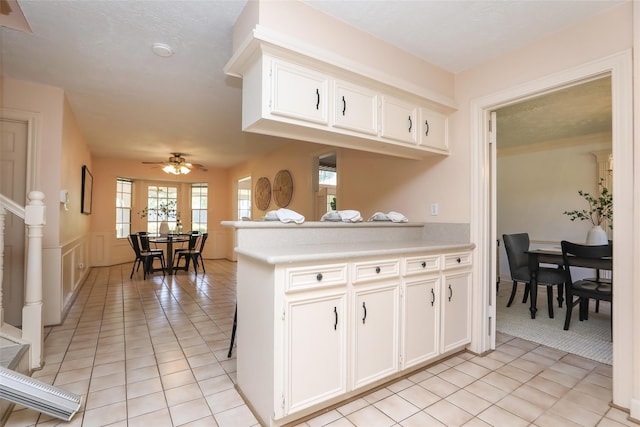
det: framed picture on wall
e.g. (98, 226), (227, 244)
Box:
(81, 165), (93, 214)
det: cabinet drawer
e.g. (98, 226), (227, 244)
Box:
(286, 263), (348, 292)
(352, 259), (400, 283)
(443, 252), (472, 270)
(404, 255), (441, 275)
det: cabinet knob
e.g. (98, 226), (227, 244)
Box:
(457, 257), (461, 263)
(421, 261), (426, 268)
(431, 288), (435, 306)
(342, 96), (346, 116)
(375, 266), (381, 274)
(448, 284), (453, 301)
(315, 88), (320, 110)
(424, 119), (430, 136)
(316, 273), (323, 281)
(408, 115), (412, 132)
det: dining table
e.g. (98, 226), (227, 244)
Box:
(526, 247), (612, 319)
(149, 234), (190, 275)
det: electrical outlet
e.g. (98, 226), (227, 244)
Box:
(430, 203), (439, 216)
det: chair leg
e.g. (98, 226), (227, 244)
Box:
(556, 283), (564, 308)
(130, 260), (137, 279)
(199, 255), (205, 273)
(546, 285), (554, 318)
(595, 299), (600, 313)
(564, 293), (574, 330)
(522, 283), (530, 304)
(507, 281), (518, 307)
(227, 304), (237, 358)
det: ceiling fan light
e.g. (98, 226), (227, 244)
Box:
(179, 165), (191, 174)
(163, 164), (178, 175)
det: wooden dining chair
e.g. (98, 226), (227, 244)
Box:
(560, 240), (612, 332)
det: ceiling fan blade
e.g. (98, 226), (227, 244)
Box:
(142, 161), (166, 165)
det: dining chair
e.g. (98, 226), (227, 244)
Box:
(138, 232), (165, 258)
(128, 234), (165, 279)
(175, 232), (208, 275)
(502, 233), (565, 317)
(174, 231), (200, 260)
(560, 240), (612, 332)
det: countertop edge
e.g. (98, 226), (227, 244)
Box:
(235, 242), (475, 264)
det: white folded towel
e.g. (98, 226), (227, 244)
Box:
(339, 210), (363, 222)
(367, 211), (408, 223)
(320, 211), (341, 222)
(264, 208), (305, 224)
(387, 211), (408, 223)
(321, 210), (363, 222)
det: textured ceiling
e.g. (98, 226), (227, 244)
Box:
(497, 77), (612, 149)
(1, 0), (623, 169)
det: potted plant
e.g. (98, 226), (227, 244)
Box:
(563, 178), (612, 245)
(139, 200), (177, 235)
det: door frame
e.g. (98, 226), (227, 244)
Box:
(1, 108), (40, 196)
(470, 50), (633, 407)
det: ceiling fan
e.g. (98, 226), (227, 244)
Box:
(142, 153), (208, 175)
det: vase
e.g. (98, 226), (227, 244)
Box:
(159, 221), (170, 236)
(586, 225), (608, 245)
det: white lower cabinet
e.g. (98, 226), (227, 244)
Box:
(401, 275), (440, 369)
(284, 291), (347, 414)
(250, 249), (472, 425)
(441, 269), (472, 353)
(352, 281), (399, 389)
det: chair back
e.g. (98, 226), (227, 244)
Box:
(502, 233), (530, 281)
(128, 234), (143, 257)
(187, 232), (200, 250)
(561, 240), (612, 284)
(197, 233), (209, 252)
(138, 232), (152, 251)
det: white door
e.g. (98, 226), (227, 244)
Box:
(284, 292), (347, 414)
(352, 282), (399, 389)
(380, 96), (417, 144)
(1, 118), (28, 326)
(441, 271), (472, 353)
(402, 275), (440, 368)
(333, 80), (378, 135)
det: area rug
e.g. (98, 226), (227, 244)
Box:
(496, 282), (612, 365)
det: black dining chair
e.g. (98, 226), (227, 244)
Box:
(174, 231), (200, 261)
(502, 233), (565, 318)
(560, 240), (612, 332)
(175, 232), (208, 275)
(128, 234), (165, 279)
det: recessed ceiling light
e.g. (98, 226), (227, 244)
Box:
(152, 43), (173, 58)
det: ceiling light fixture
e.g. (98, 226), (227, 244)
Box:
(152, 42), (173, 58)
(162, 164), (191, 175)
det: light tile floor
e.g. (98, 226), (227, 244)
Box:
(5, 261), (636, 427)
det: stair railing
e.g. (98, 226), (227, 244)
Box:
(0, 191), (46, 370)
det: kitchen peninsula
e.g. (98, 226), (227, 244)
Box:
(222, 221), (474, 426)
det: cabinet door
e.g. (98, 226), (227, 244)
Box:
(271, 59), (329, 125)
(402, 276), (439, 368)
(441, 270), (472, 353)
(352, 282), (399, 389)
(333, 80), (378, 135)
(420, 108), (448, 152)
(380, 96), (417, 144)
(284, 292), (347, 414)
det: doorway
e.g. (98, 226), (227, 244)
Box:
(471, 51), (632, 408)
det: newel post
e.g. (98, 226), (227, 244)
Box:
(23, 190), (46, 370)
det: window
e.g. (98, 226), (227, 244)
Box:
(146, 186), (177, 235)
(237, 176), (251, 220)
(319, 165), (337, 212)
(191, 183), (208, 233)
(116, 179), (132, 238)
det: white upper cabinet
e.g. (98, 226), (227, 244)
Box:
(380, 96), (418, 144)
(225, 34), (456, 159)
(271, 59), (329, 125)
(332, 80), (378, 135)
(420, 108), (449, 152)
